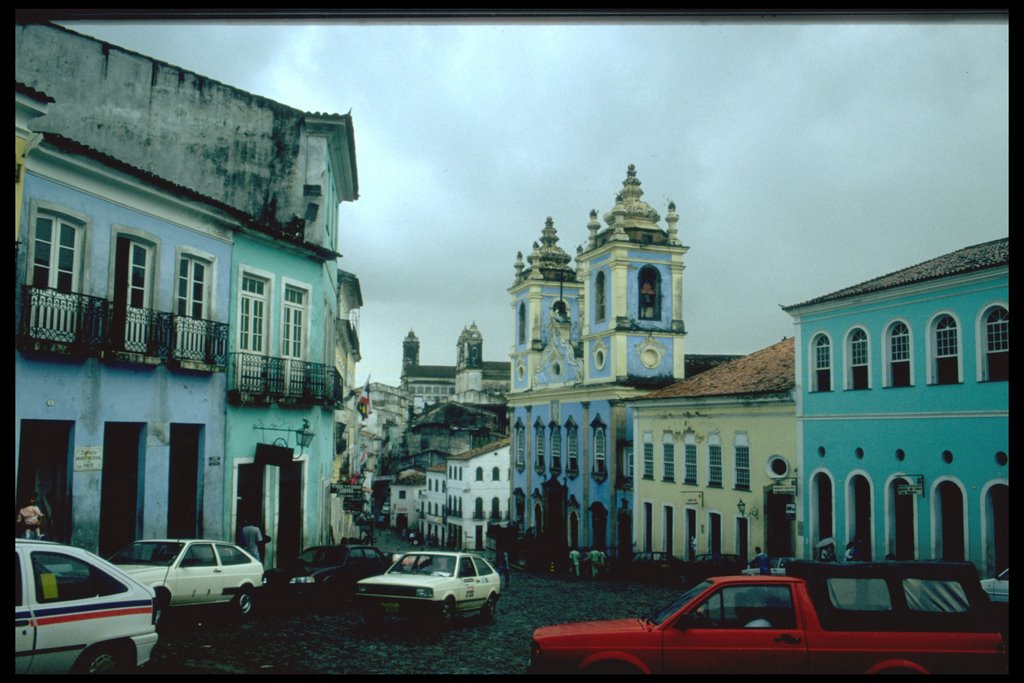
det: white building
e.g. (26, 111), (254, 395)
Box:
(389, 469), (426, 532)
(444, 439), (512, 551)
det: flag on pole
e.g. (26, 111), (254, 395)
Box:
(356, 377), (372, 420)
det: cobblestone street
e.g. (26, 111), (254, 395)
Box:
(142, 541), (683, 675)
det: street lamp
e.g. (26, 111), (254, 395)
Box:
(295, 419), (315, 455)
(737, 498), (759, 519)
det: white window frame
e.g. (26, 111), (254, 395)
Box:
(237, 267), (274, 354)
(534, 419), (546, 469)
(566, 420), (579, 471)
(684, 432), (698, 485)
(662, 432), (675, 482)
(593, 425), (607, 474)
(280, 280), (310, 361)
(708, 433), (723, 488)
(977, 303), (1009, 382)
(642, 432), (655, 480)
(175, 247), (216, 320)
(27, 203), (88, 293)
(733, 432), (750, 491)
(812, 333), (833, 392)
(846, 326), (870, 390)
(883, 319), (914, 388)
(928, 312), (962, 385)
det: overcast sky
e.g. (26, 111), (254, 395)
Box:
(61, 15), (1009, 387)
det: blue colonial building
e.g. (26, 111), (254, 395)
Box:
(508, 165), (691, 565)
(783, 238), (1008, 576)
(16, 23), (359, 563)
(15, 121), (235, 557)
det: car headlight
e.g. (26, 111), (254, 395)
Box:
(415, 587), (433, 598)
(356, 585), (368, 593)
(289, 576), (316, 584)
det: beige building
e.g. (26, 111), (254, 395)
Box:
(629, 338), (796, 564)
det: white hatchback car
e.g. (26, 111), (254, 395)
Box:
(108, 539), (264, 619)
(356, 551), (501, 626)
(15, 539), (159, 674)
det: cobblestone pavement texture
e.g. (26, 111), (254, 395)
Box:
(141, 536), (684, 675)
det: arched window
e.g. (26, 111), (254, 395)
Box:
(983, 306), (1009, 381)
(595, 271), (607, 322)
(848, 328), (869, 390)
(813, 334), (832, 392)
(517, 302), (526, 345)
(491, 466), (500, 481)
(550, 424), (562, 470)
(593, 426), (607, 474)
(933, 314), (959, 385)
(638, 266), (661, 320)
(514, 421), (525, 467)
(566, 419), (579, 471)
(534, 420), (546, 469)
(475, 497), (484, 519)
(552, 299), (568, 321)
(475, 466), (483, 481)
(491, 497), (500, 520)
(887, 321), (912, 387)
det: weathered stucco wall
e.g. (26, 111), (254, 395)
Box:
(15, 22), (310, 232)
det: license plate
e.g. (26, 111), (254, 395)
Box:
(381, 601), (399, 613)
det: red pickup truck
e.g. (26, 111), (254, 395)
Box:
(528, 560), (1006, 674)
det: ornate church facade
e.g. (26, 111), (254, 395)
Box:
(508, 165), (692, 565)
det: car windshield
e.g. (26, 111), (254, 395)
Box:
(387, 553), (455, 577)
(644, 581), (712, 625)
(109, 541), (184, 566)
(298, 547), (349, 566)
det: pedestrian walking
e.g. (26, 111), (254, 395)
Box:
(751, 546), (771, 575)
(239, 519), (264, 561)
(496, 550), (511, 589)
(589, 547), (606, 579)
(568, 547), (581, 579)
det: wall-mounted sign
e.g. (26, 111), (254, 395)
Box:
(343, 496), (363, 512)
(73, 446), (102, 472)
(896, 475), (925, 496)
(208, 456), (221, 467)
(785, 503), (796, 520)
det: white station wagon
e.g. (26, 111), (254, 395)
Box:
(15, 539), (159, 674)
(356, 551), (501, 626)
(109, 539), (264, 619)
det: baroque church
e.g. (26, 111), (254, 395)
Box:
(400, 324), (510, 412)
(508, 164), (735, 565)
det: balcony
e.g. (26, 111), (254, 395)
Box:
(228, 352), (342, 407)
(18, 285), (227, 370)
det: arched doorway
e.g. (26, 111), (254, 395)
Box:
(985, 483), (1009, 574)
(889, 476), (916, 559)
(811, 471), (835, 559)
(590, 502), (608, 551)
(616, 500), (632, 563)
(935, 481), (965, 561)
(848, 475), (872, 560)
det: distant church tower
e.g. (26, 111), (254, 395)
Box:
(455, 322), (485, 394)
(403, 330), (420, 370)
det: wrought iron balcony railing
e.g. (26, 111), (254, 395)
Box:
(18, 285), (108, 355)
(228, 352), (342, 406)
(18, 285), (227, 370)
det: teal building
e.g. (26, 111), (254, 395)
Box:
(784, 238), (1008, 575)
